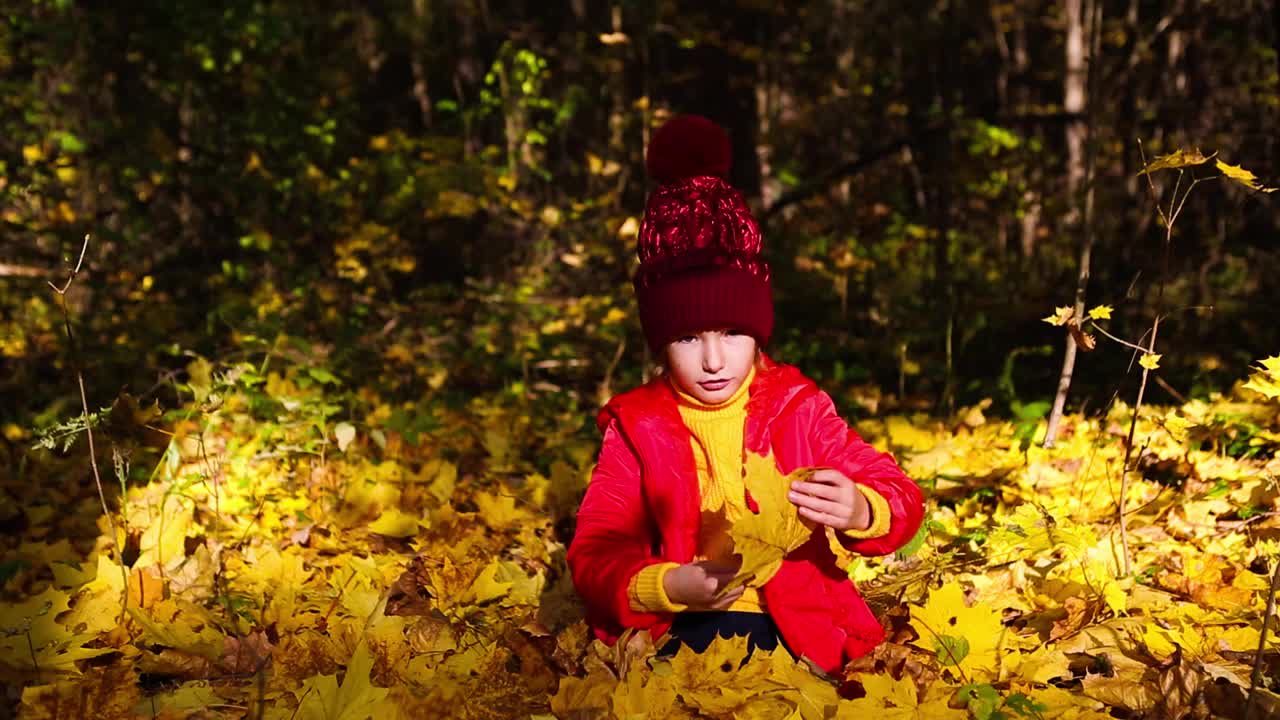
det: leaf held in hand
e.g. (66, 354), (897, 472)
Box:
(724, 454), (815, 591)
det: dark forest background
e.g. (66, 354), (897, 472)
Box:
(3, 0), (1279, 438)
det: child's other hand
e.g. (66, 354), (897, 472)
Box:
(788, 469), (871, 531)
(663, 560), (744, 609)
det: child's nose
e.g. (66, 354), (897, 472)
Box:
(702, 337), (725, 373)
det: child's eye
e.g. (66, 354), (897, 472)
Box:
(676, 335), (698, 344)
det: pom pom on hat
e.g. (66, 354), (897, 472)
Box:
(645, 114), (732, 184)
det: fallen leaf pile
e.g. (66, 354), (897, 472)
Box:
(1, 353), (1278, 719)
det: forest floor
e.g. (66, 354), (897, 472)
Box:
(2, 351), (1279, 720)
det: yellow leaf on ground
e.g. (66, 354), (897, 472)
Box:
(466, 559), (515, 604)
(0, 586), (117, 673)
(610, 665), (678, 719)
(368, 509), (426, 537)
(290, 640), (390, 720)
(763, 648), (839, 720)
(130, 681), (221, 718)
(549, 670), (613, 718)
(474, 490), (528, 530)
(663, 635), (773, 715)
(1012, 645), (1072, 684)
(837, 673), (968, 718)
(21, 665), (139, 720)
(908, 582), (1005, 679)
(128, 599), (224, 661)
(1080, 670), (1160, 713)
(127, 565), (167, 609)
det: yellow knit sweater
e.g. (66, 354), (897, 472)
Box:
(627, 366), (893, 614)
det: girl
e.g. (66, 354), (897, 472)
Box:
(567, 115), (925, 674)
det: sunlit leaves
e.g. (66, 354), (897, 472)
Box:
(9, 344), (1280, 719)
(1138, 149), (1274, 193)
(1139, 353), (1162, 370)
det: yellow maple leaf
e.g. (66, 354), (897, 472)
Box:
(908, 582), (1005, 680)
(762, 648), (839, 720)
(368, 509), (426, 538)
(1042, 306), (1075, 327)
(128, 599), (224, 661)
(664, 635), (773, 715)
(1139, 353), (1161, 371)
(984, 504), (1094, 564)
(473, 490), (529, 530)
(129, 681), (220, 717)
(549, 670), (614, 718)
(1139, 148), (1212, 174)
(0, 586), (115, 673)
(465, 559), (514, 604)
(1215, 158), (1276, 193)
(1242, 355), (1280, 399)
(291, 639), (390, 720)
(836, 673), (967, 719)
(725, 454), (816, 590)
(1012, 645), (1072, 684)
(610, 665), (678, 719)
(1086, 305), (1113, 320)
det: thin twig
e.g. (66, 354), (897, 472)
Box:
(1116, 141), (1181, 577)
(25, 629), (40, 682)
(1089, 319), (1158, 354)
(1246, 556), (1280, 719)
(50, 235), (129, 616)
(1153, 374), (1188, 404)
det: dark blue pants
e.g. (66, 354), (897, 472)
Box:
(658, 611), (791, 661)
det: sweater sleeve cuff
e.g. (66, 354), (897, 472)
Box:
(628, 562), (687, 613)
(841, 486), (892, 539)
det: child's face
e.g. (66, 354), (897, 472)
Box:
(664, 329), (758, 404)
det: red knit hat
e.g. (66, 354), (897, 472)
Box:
(634, 115), (773, 353)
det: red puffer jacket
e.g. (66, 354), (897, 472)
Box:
(567, 356), (925, 673)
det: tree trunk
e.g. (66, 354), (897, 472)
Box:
(409, 0), (433, 129)
(1273, 0), (1280, 172)
(1014, 13), (1040, 262)
(1045, 0), (1101, 448)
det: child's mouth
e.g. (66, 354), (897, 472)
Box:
(699, 378), (731, 391)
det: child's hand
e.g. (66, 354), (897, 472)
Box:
(663, 560), (745, 609)
(788, 469), (872, 531)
